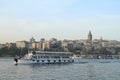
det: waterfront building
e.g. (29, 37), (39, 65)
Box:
(42, 42), (46, 50)
(39, 42), (43, 50)
(67, 42), (74, 51)
(16, 41), (28, 48)
(62, 40), (69, 51)
(74, 42), (85, 50)
(31, 42), (40, 50)
(85, 41), (93, 51)
(61, 40), (73, 51)
(30, 37), (35, 43)
(40, 38), (45, 43)
(49, 38), (57, 42)
(43, 41), (51, 50)
(37, 38), (45, 50)
(93, 42), (101, 50)
(101, 40), (110, 47)
(109, 40), (120, 47)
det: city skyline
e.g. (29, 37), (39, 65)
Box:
(0, 0), (120, 43)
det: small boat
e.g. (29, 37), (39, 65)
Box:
(14, 51), (74, 64)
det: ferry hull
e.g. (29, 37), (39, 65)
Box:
(15, 59), (74, 65)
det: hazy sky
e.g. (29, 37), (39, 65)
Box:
(0, 0), (120, 43)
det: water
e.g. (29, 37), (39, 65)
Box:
(1, 59), (120, 80)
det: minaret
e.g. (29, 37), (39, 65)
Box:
(88, 30), (92, 41)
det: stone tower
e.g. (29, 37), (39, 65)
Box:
(88, 31), (92, 41)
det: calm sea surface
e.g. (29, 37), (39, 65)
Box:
(1, 59), (120, 80)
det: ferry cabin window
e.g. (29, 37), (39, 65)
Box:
(68, 60), (70, 62)
(48, 60), (50, 62)
(37, 60), (39, 62)
(32, 56), (37, 59)
(54, 60), (56, 63)
(40, 56), (49, 58)
(38, 56), (40, 59)
(63, 56), (69, 58)
(42, 60), (44, 62)
(59, 60), (61, 62)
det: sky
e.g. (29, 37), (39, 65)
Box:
(0, 0), (120, 43)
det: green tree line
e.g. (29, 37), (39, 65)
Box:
(0, 46), (28, 57)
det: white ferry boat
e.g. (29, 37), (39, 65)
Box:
(14, 51), (74, 65)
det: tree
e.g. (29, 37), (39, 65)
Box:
(114, 47), (120, 54)
(98, 47), (110, 55)
(0, 46), (19, 57)
(18, 47), (28, 57)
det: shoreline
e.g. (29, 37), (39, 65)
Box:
(0, 57), (14, 59)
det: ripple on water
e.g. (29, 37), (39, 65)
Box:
(1, 59), (120, 80)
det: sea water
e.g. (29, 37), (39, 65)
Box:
(0, 59), (120, 80)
